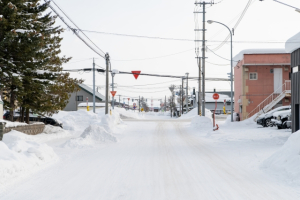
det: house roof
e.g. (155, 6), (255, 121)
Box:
(79, 84), (105, 101)
(285, 32), (300, 53)
(233, 49), (287, 63)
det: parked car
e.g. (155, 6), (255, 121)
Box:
(3, 111), (62, 128)
(271, 109), (291, 129)
(256, 106), (290, 127)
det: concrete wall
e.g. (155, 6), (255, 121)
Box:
(4, 124), (45, 135)
(64, 89), (103, 111)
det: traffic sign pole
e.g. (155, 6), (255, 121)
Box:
(212, 93), (219, 131)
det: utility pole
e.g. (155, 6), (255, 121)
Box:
(202, 3), (206, 117)
(165, 95), (166, 112)
(180, 85), (182, 116)
(198, 57), (202, 116)
(93, 58), (96, 113)
(181, 77), (184, 114)
(186, 73), (189, 113)
(105, 53), (110, 114)
(194, 1), (213, 116)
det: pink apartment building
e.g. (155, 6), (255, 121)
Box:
(234, 49), (291, 120)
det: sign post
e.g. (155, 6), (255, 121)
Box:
(127, 98), (130, 111)
(111, 91), (117, 109)
(223, 99), (227, 114)
(212, 93), (219, 131)
(133, 102), (136, 112)
(86, 97), (89, 111)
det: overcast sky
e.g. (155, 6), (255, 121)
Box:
(53, 0), (300, 101)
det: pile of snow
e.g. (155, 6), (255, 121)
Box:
(64, 125), (117, 148)
(51, 109), (104, 133)
(0, 130), (57, 191)
(190, 116), (213, 130)
(33, 125), (71, 143)
(261, 131), (300, 185)
(63, 110), (121, 148)
(180, 107), (212, 121)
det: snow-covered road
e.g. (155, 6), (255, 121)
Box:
(2, 119), (300, 200)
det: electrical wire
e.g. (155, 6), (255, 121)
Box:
(44, 0), (105, 59)
(50, 0), (106, 56)
(211, 0), (255, 51)
(76, 29), (299, 44)
(111, 49), (194, 61)
(207, 47), (239, 62)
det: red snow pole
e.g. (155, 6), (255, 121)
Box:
(213, 93), (219, 131)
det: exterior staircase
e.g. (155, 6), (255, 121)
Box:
(246, 80), (291, 121)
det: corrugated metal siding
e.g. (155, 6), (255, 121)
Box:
(291, 49), (300, 133)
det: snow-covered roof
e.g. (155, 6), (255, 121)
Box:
(78, 102), (106, 107)
(285, 32), (300, 53)
(233, 49), (287, 62)
(79, 84), (105, 100)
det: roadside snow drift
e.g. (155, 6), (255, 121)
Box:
(262, 130), (300, 185)
(0, 130), (57, 190)
(63, 110), (121, 148)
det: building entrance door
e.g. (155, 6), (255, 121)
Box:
(274, 68), (283, 93)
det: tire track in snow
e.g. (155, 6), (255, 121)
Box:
(173, 122), (299, 200)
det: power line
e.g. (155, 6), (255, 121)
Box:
(51, 0), (106, 56)
(111, 49), (194, 61)
(207, 47), (239, 62)
(212, 0), (255, 51)
(44, 0), (105, 59)
(75, 29), (299, 44)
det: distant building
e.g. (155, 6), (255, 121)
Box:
(234, 49), (291, 121)
(195, 91), (234, 114)
(286, 32), (300, 133)
(64, 84), (106, 111)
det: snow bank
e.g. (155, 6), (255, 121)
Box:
(180, 107), (212, 121)
(51, 109), (102, 132)
(261, 131), (300, 185)
(190, 116), (213, 130)
(0, 130), (57, 191)
(63, 110), (121, 148)
(32, 125), (71, 143)
(63, 125), (117, 148)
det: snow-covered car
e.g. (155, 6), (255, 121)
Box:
(256, 106), (290, 127)
(271, 109), (291, 129)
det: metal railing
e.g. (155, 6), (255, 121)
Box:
(246, 80), (291, 120)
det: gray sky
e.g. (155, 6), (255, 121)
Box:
(54, 0), (300, 101)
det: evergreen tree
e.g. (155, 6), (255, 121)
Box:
(0, 0), (83, 122)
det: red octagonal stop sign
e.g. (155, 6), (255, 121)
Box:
(213, 93), (219, 100)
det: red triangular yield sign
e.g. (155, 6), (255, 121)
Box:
(111, 91), (117, 97)
(132, 71), (141, 80)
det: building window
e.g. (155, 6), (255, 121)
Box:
(249, 72), (257, 80)
(77, 95), (83, 101)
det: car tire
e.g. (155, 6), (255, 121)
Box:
(265, 119), (272, 127)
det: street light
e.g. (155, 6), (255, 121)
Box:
(207, 20), (234, 122)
